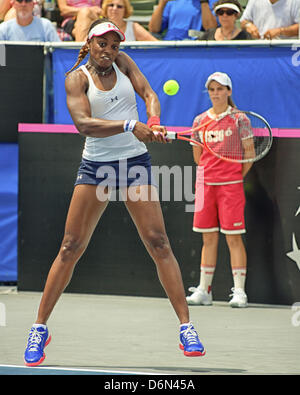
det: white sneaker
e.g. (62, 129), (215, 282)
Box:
(186, 286), (213, 306)
(229, 288), (248, 308)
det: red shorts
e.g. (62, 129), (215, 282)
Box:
(193, 182), (246, 234)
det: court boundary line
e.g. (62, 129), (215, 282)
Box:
(0, 364), (162, 375)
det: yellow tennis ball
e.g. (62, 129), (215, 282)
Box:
(163, 80), (179, 96)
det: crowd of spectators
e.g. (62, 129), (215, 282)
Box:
(0, 0), (299, 42)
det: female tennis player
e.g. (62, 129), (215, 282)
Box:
(186, 72), (251, 308)
(23, 19), (205, 366)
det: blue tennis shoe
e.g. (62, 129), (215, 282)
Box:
(179, 322), (206, 357)
(24, 325), (51, 366)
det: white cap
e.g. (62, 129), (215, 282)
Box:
(88, 22), (125, 41)
(214, 3), (241, 14)
(205, 72), (232, 90)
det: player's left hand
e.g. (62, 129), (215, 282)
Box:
(151, 125), (169, 143)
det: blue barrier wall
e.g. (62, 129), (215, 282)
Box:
(0, 144), (18, 281)
(52, 45), (300, 128)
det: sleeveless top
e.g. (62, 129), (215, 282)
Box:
(124, 21), (136, 41)
(79, 64), (147, 162)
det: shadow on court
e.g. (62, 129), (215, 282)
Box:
(0, 290), (299, 375)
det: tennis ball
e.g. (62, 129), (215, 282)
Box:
(163, 80), (180, 96)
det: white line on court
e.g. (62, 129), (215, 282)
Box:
(0, 364), (164, 375)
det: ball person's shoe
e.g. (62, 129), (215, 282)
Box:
(229, 288), (248, 308)
(186, 286), (213, 306)
(179, 322), (206, 357)
(24, 325), (51, 367)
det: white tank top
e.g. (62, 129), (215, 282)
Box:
(80, 63), (147, 162)
(124, 21), (136, 41)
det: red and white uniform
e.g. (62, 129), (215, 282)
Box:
(193, 106), (247, 234)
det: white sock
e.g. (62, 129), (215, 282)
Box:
(199, 265), (215, 293)
(232, 268), (246, 290)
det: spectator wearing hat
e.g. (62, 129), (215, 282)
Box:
(186, 71), (250, 308)
(240, 0), (300, 39)
(201, 0), (252, 40)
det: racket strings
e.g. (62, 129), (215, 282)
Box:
(203, 112), (272, 163)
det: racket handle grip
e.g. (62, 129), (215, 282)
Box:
(165, 131), (176, 140)
(153, 131), (173, 142)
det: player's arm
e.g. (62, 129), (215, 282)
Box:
(65, 66), (163, 143)
(65, 69), (126, 138)
(192, 145), (203, 165)
(116, 52), (160, 120)
(241, 138), (254, 177)
(116, 52), (166, 141)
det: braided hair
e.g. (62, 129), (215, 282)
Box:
(65, 18), (115, 76)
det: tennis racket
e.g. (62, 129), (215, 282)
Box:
(163, 110), (273, 163)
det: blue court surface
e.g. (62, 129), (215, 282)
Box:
(0, 289), (299, 376)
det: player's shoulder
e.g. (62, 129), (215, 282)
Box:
(65, 67), (88, 91)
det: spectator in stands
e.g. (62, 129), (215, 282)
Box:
(200, 0), (252, 40)
(240, 0), (300, 39)
(0, 0), (61, 40)
(57, 0), (103, 41)
(149, 0), (217, 40)
(0, 0), (16, 21)
(101, 0), (158, 41)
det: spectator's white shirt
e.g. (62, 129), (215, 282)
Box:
(240, 0), (300, 38)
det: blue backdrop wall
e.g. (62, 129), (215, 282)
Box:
(52, 45), (300, 128)
(0, 144), (18, 281)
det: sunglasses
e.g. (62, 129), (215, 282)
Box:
(216, 9), (237, 16)
(107, 3), (124, 9)
(15, 0), (33, 3)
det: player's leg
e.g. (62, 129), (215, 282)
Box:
(36, 184), (109, 324)
(225, 233), (248, 307)
(24, 185), (109, 366)
(187, 184), (219, 305)
(123, 184), (205, 356)
(186, 232), (218, 306)
(123, 185), (189, 323)
(219, 183), (247, 307)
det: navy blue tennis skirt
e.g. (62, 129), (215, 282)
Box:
(75, 152), (157, 189)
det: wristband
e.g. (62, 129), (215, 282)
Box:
(123, 120), (137, 132)
(200, 0), (208, 3)
(147, 116), (160, 128)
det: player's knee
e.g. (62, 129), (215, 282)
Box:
(145, 231), (171, 259)
(59, 235), (86, 263)
(203, 232), (219, 247)
(225, 234), (243, 249)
